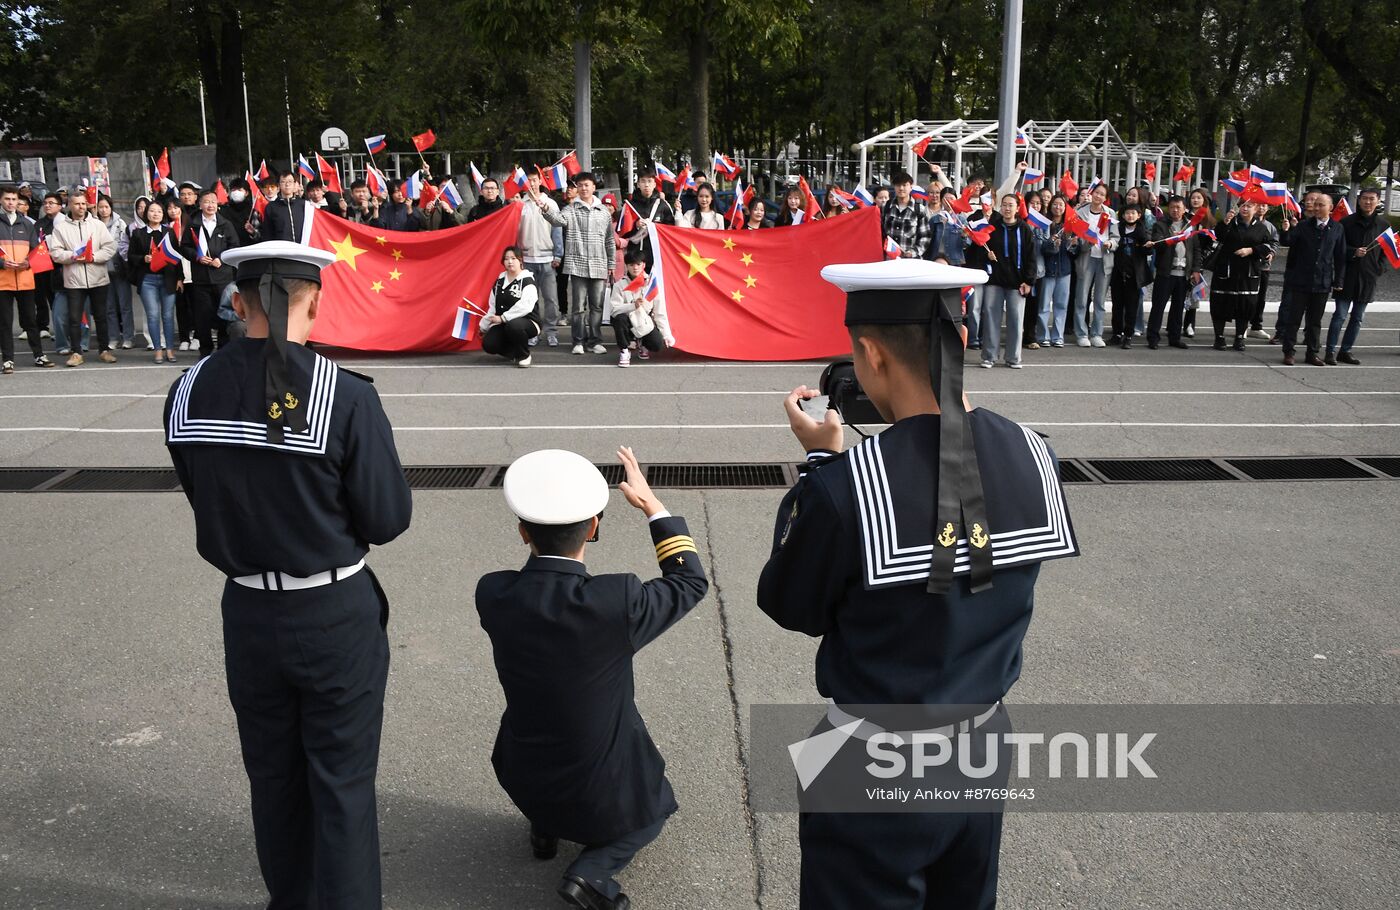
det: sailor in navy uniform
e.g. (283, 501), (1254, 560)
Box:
(757, 258), (1079, 909)
(164, 241), (412, 909)
(476, 447), (708, 910)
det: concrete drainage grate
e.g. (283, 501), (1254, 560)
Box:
(1087, 458), (1237, 483)
(1224, 457), (1375, 481)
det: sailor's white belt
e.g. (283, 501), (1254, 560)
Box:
(232, 559), (365, 591)
(826, 700), (1002, 743)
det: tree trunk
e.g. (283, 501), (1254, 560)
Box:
(216, 10), (245, 173)
(1294, 63), (1318, 193)
(688, 28), (709, 168)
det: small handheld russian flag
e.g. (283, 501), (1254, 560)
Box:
(965, 221), (995, 247)
(297, 155), (317, 182)
(470, 162), (486, 190)
(365, 166), (388, 197)
(1259, 182), (1289, 204)
(910, 185), (929, 201)
(196, 228), (209, 259)
(150, 231), (183, 272)
(654, 162), (677, 184)
(1377, 228), (1400, 269)
(1248, 164), (1273, 182)
(853, 185), (875, 206)
(72, 238), (91, 262)
(643, 272), (661, 303)
(542, 161), (569, 192)
(439, 180), (464, 209)
(961, 286), (974, 315)
(711, 152), (740, 180)
(364, 134), (387, 155)
(1025, 207), (1052, 231)
(883, 236), (902, 259)
(1022, 166), (1044, 183)
(1191, 277), (1209, 303)
(452, 305), (480, 342)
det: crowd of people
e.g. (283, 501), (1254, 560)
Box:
(0, 158), (1389, 374)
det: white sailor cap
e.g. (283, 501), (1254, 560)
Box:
(821, 259), (986, 325)
(223, 241), (336, 283)
(504, 450), (610, 524)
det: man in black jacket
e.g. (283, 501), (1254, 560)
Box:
(981, 195), (1038, 368)
(465, 177), (505, 223)
(1326, 188), (1386, 364)
(477, 447), (708, 910)
(625, 167), (675, 270)
(1144, 195), (1199, 349)
(178, 188), (241, 357)
(1277, 191), (1347, 366)
(260, 171), (311, 243)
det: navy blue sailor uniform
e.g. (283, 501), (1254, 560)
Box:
(758, 258), (1080, 910)
(164, 243), (412, 910)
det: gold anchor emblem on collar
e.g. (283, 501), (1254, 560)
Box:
(971, 523), (990, 549)
(937, 522), (957, 548)
(267, 401), (283, 420)
(283, 392), (299, 410)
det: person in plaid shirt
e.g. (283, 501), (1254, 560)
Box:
(881, 172), (931, 259)
(543, 172), (616, 354)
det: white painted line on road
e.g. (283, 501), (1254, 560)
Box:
(3, 390), (1399, 402)
(5, 422), (1398, 434)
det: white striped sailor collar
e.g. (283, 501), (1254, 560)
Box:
(846, 414), (1077, 589)
(166, 348), (339, 456)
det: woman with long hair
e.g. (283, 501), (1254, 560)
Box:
(822, 184), (846, 219)
(774, 186), (808, 226)
(679, 184), (724, 229)
(1183, 187), (1217, 337)
(480, 245), (540, 367)
(1038, 193), (1079, 347)
(127, 198), (181, 362)
(744, 199), (770, 229)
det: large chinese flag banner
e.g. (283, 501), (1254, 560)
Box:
(649, 205), (882, 360)
(304, 204), (522, 352)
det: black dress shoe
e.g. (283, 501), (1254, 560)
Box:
(1233, 338), (1246, 352)
(531, 827), (558, 860)
(1121, 339), (1132, 349)
(1282, 352), (1295, 365)
(558, 875), (629, 909)
(1306, 354), (1326, 366)
(1324, 351), (1337, 365)
(1147, 340), (1159, 350)
(1339, 351), (1361, 365)
(1213, 337), (1228, 350)
(1170, 340), (1190, 349)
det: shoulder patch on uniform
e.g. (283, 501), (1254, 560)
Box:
(338, 367), (375, 384)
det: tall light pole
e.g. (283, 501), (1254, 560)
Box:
(574, 37), (592, 171)
(198, 75), (209, 145)
(994, 0), (1024, 185)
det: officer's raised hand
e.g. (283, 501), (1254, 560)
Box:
(783, 385), (843, 454)
(618, 446), (665, 517)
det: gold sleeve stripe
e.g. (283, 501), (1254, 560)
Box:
(656, 540), (699, 561)
(654, 535), (695, 554)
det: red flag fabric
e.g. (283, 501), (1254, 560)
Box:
(26, 241), (54, 274)
(560, 150), (582, 176)
(797, 176), (821, 220)
(303, 205), (522, 352)
(948, 186), (974, 214)
(412, 129), (436, 152)
(155, 148), (170, 180)
(912, 134), (932, 158)
(648, 205), (882, 360)
(1143, 162), (1156, 184)
(214, 179), (228, 204)
(1188, 206), (1208, 227)
(255, 159), (270, 180)
(624, 271), (647, 293)
(1229, 167), (1251, 182)
(418, 183), (439, 210)
(315, 154), (343, 195)
(965, 221), (994, 247)
(1331, 197), (1352, 221)
(251, 190), (267, 219)
(617, 200), (640, 235)
(1172, 164), (1196, 184)
(1016, 194), (1028, 221)
(83, 184), (98, 205)
(1059, 171), (1079, 199)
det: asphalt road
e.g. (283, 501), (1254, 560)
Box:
(0, 311), (1397, 909)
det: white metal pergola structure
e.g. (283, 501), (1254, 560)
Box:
(855, 118), (1247, 197)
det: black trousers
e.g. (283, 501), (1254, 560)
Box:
(610, 315), (665, 352)
(1278, 288), (1330, 357)
(176, 284), (195, 342)
(565, 816), (666, 901)
(1, 289), (45, 361)
(189, 282), (229, 357)
(29, 271), (53, 334)
(480, 317), (539, 361)
(1251, 271), (1271, 330)
(221, 569), (389, 910)
(1211, 294), (1250, 341)
(1109, 275), (1141, 340)
(1148, 274), (1188, 345)
(66, 285), (109, 354)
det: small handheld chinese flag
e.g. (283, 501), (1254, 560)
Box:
(27, 241), (53, 274)
(1059, 171), (1079, 199)
(1172, 164), (1196, 184)
(84, 184), (98, 205)
(624, 271), (647, 293)
(797, 176), (821, 219)
(214, 180), (228, 204)
(412, 130), (436, 152)
(1143, 162), (1156, 184)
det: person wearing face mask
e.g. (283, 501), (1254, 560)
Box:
(222, 178), (257, 244)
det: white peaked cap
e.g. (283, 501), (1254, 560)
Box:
(820, 257), (987, 292)
(504, 449), (610, 524)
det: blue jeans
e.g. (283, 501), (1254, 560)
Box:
(139, 275), (178, 350)
(50, 290), (91, 352)
(981, 285), (1026, 366)
(106, 277), (134, 343)
(1039, 274), (1071, 343)
(1135, 286), (1147, 334)
(1326, 296), (1366, 354)
(966, 286), (982, 347)
(1074, 257), (1108, 338)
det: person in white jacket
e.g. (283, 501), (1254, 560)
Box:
(608, 249), (673, 367)
(47, 192), (118, 366)
(676, 185), (726, 230)
(481, 246), (541, 367)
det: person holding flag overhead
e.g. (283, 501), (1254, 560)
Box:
(164, 240), (412, 910)
(757, 257), (1078, 908)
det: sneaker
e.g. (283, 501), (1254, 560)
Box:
(1007, 362), (1023, 369)
(547, 334), (558, 346)
(980, 361), (994, 369)
(1185, 325), (1195, 337)
(1249, 328), (1270, 339)
(1268, 334), (1282, 345)
(121, 339), (133, 349)
(1133, 330), (1143, 337)
(99, 350), (117, 363)
(1051, 340), (1065, 348)
(1026, 341), (1041, 350)
(106, 340), (116, 351)
(556, 318), (569, 327)
(146, 341), (155, 351)
(527, 336), (538, 347)
(66, 353), (83, 367)
(637, 347), (650, 360)
(17, 330), (26, 341)
(33, 355), (54, 368)
(1090, 335), (1105, 347)
(1076, 337), (1091, 347)
(589, 344), (607, 354)
(57, 347), (71, 355)
(179, 340), (190, 351)
(618, 350), (631, 368)
(516, 355), (532, 368)
(1109, 334), (1123, 346)
(571, 344), (584, 355)
(1, 361), (12, 374)
(40, 329), (51, 339)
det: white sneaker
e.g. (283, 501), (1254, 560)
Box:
(527, 336), (538, 347)
(179, 340), (190, 351)
(40, 329), (51, 339)
(980, 361), (994, 369)
(1076, 337), (1091, 347)
(547, 335), (558, 347)
(589, 344), (607, 354)
(618, 350), (631, 368)
(57, 346), (71, 355)
(1249, 328), (1270, 339)
(1090, 335), (1106, 347)
(146, 341), (155, 351)
(1008, 362), (1023, 369)
(516, 355), (532, 368)
(106, 341), (117, 351)
(1185, 325), (1196, 337)
(17, 330), (26, 341)
(571, 344), (584, 355)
